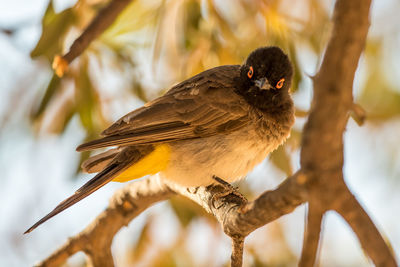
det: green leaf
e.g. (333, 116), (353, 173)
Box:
(359, 40), (400, 121)
(56, 102), (76, 135)
(288, 43), (302, 92)
(359, 78), (400, 121)
(74, 57), (100, 134)
(182, 0), (202, 50)
(169, 196), (198, 227)
(31, 74), (61, 119)
(31, 1), (76, 61)
(100, 0), (160, 49)
(132, 82), (149, 103)
(168, 196), (211, 227)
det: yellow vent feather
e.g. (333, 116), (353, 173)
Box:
(113, 144), (171, 182)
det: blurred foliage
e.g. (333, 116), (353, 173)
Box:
(30, 1), (76, 61)
(125, 214), (198, 267)
(29, 0), (333, 176)
(20, 0), (400, 266)
(169, 195), (216, 227)
(358, 40), (400, 122)
(245, 222), (297, 266)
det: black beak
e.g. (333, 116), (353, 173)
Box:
(254, 78), (273, 90)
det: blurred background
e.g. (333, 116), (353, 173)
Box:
(0, 0), (399, 266)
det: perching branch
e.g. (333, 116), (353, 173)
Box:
(36, 176), (174, 267)
(37, 171), (307, 267)
(166, 171), (306, 238)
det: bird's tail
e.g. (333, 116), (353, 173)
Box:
(81, 148), (120, 173)
(24, 159), (130, 234)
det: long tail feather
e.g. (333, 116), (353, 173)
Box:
(24, 163), (123, 234)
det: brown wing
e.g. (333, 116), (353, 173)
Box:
(77, 65), (249, 152)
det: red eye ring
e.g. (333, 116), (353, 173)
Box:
(276, 78), (285, 89)
(247, 66), (254, 78)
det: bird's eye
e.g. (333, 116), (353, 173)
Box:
(276, 78), (285, 89)
(247, 66), (254, 79)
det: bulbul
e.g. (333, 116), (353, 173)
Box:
(25, 46), (294, 234)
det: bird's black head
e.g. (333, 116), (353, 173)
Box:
(236, 46), (293, 111)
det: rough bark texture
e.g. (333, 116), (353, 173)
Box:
(231, 236), (244, 267)
(36, 0), (398, 266)
(299, 0), (397, 266)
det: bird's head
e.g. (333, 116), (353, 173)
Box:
(236, 46), (293, 110)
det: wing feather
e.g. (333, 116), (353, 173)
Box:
(77, 65), (249, 152)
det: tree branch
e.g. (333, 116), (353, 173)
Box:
(336, 187), (398, 266)
(166, 171), (307, 238)
(299, 203), (324, 267)
(231, 236), (244, 267)
(299, 0), (397, 265)
(36, 171), (307, 266)
(52, 0), (133, 77)
(36, 176), (174, 267)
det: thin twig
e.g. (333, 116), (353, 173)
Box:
(231, 236), (244, 267)
(336, 187), (397, 267)
(299, 203), (324, 267)
(349, 103), (367, 126)
(53, 0), (133, 77)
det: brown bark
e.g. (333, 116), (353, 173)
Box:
(231, 236), (244, 267)
(299, 0), (397, 266)
(299, 203), (324, 267)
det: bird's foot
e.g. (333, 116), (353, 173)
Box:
(186, 187), (199, 194)
(211, 176), (247, 209)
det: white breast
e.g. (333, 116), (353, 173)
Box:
(160, 127), (287, 187)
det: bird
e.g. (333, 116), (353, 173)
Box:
(25, 46), (294, 234)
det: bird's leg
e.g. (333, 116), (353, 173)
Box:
(211, 175), (247, 209)
(186, 187), (199, 194)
